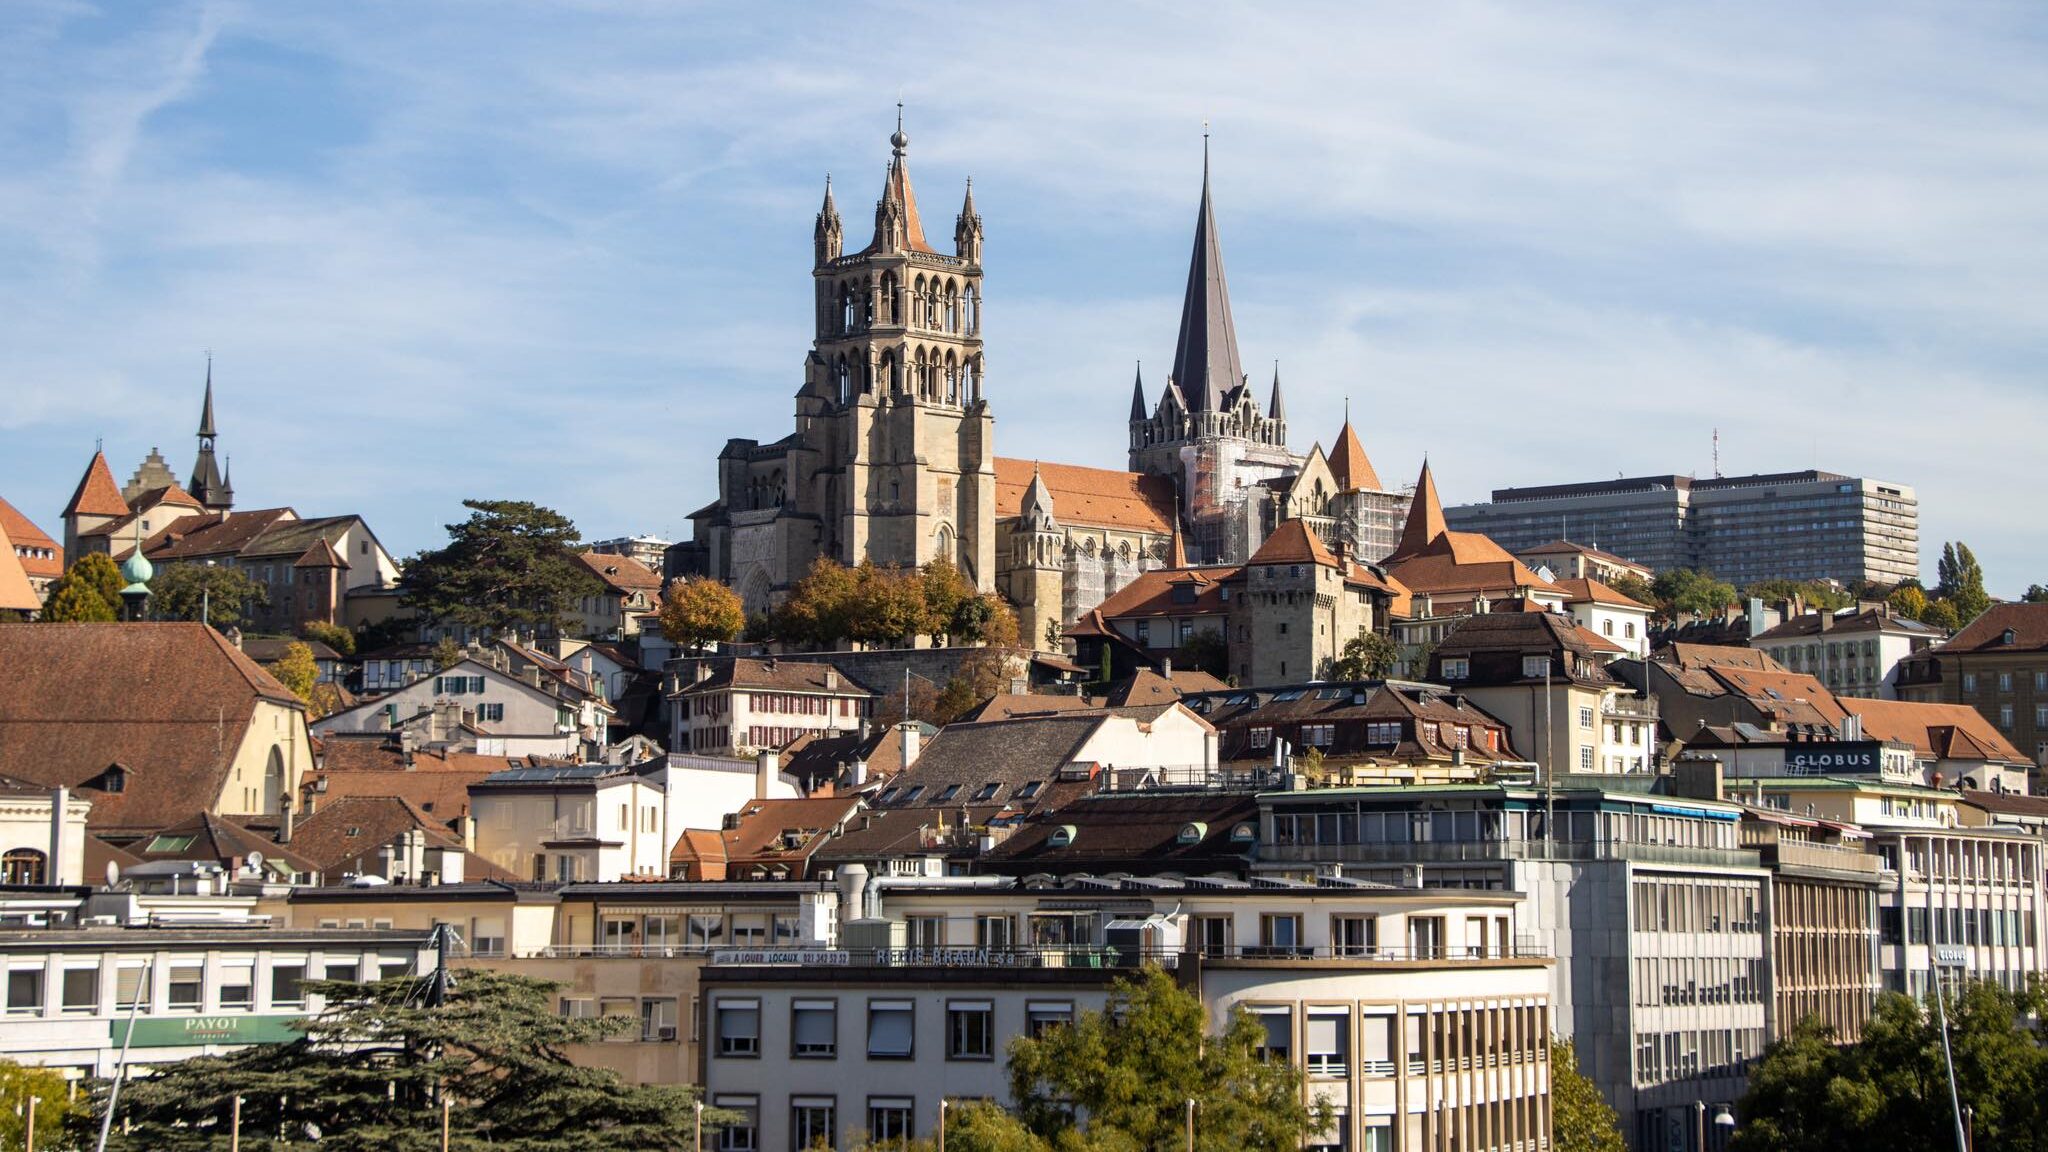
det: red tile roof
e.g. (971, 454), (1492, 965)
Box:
(63, 451), (129, 519)
(1247, 519), (1339, 568)
(1555, 576), (1653, 609)
(576, 551), (664, 593)
(0, 522), (37, 612)
(0, 497), (62, 580)
(1840, 698), (2029, 764)
(0, 623), (304, 830)
(1935, 603), (2048, 654)
(994, 458), (1175, 535)
(1089, 565), (1239, 620)
(1389, 460), (1447, 562)
(1328, 420), (1384, 493)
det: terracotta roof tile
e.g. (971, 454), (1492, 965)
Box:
(1089, 565), (1239, 621)
(62, 451), (129, 519)
(0, 497), (62, 580)
(0, 521), (37, 612)
(1555, 576), (1653, 609)
(681, 658), (873, 696)
(1935, 603), (2048, 653)
(994, 458), (1175, 535)
(1247, 520), (1338, 568)
(1840, 697), (2029, 764)
(1328, 420), (1384, 493)
(575, 551), (664, 593)
(0, 623), (304, 831)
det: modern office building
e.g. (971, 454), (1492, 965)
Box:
(1446, 471), (1918, 588)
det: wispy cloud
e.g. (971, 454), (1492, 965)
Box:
(0, 1), (2044, 589)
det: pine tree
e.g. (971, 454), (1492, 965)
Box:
(398, 500), (600, 639)
(1934, 541), (1992, 625)
(93, 969), (714, 1152)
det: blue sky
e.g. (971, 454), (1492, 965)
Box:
(2, 1), (2045, 593)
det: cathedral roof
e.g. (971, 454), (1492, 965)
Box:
(1090, 565), (1241, 621)
(1388, 460), (1447, 562)
(994, 458), (1174, 535)
(64, 451), (130, 519)
(1328, 419), (1383, 493)
(1167, 143), (1245, 414)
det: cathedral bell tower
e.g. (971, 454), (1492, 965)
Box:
(799, 111), (995, 589)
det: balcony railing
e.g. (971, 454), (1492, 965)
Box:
(1199, 944), (1549, 963)
(1260, 838), (1759, 870)
(1602, 696), (1660, 718)
(697, 943), (1550, 970)
(1764, 839), (1883, 875)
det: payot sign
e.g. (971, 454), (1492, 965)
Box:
(110, 1014), (305, 1047)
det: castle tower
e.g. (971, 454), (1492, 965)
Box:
(800, 111), (994, 589)
(1007, 464), (1068, 650)
(1129, 138), (1293, 565)
(61, 450), (129, 561)
(187, 360), (233, 512)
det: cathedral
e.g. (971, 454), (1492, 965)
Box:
(680, 119), (1410, 650)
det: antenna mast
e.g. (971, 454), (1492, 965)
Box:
(1712, 428), (1721, 479)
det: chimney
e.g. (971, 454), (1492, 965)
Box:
(48, 787), (68, 886)
(463, 814), (477, 852)
(694, 662), (713, 684)
(755, 749), (780, 800)
(850, 758), (869, 788)
(524, 666), (543, 688)
(1818, 611), (1834, 633)
(897, 721), (923, 770)
(226, 626), (244, 651)
(1160, 656), (1173, 678)
(279, 795), (294, 844)
(825, 668), (839, 691)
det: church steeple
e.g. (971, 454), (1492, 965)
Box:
(1167, 133), (1245, 414)
(814, 174), (843, 264)
(869, 106), (936, 255)
(1267, 362), (1287, 422)
(187, 357), (231, 512)
(954, 177), (982, 263)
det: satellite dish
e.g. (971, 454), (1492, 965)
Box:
(247, 850), (265, 869)
(104, 860), (119, 888)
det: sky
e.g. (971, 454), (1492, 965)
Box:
(1, 1), (2045, 594)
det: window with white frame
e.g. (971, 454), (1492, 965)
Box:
(1522, 655), (1550, 678)
(5, 967), (42, 1015)
(947, 1001), (994, 1060)
(1442, 658), (1470, 680)
(714, 1097), (759, 1152)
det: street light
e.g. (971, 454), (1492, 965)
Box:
(693, 1099), (704, 1152)
(938, 1099), (950, 1152)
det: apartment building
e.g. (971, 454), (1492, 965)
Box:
(1429, 612), (1658, 776)
(1734, 807), (1882, 1042)
(700, 876), (1552, 1152)
(1897, 603), (2048, 775)
(671, 659), (876, 759)
(1447, 471), (1918, 588)
(1256, 782), (1766, 1151)
(469, 763), (671, 882)
(1750, 608), (1943, 700)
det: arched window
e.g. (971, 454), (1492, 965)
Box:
(945, 352), (959, 403)
(912, 275), (926, 327)
(881, 272), (898, 324)
(935, 524), (955, 565)
(2, 848), (45, 885)
(266, 745), (285, 780)
(964, 285), (979, 333)
(913, 347), (929, 399)
(836, 357), (852, 404)
(841, 284), (857, 332)
(945, 281), (960, 332)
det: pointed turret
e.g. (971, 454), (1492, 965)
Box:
(1390, 460), (1447, 562)
(814, 174), (843, 264)
(954, 178), (982, 262)
(869, 107), (936, 255)
(1020, 463), (1057, 528)
(1329, 416), (1383, 494)
(187, 360), (231, 512)
(1267, 362), (1287, 422)
(63, 451), (129, 520)
(1167, 136), (1245, 414)
(1129, 363), (1148, 422)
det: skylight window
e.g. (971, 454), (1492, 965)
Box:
(1015, 781), (1043, 800)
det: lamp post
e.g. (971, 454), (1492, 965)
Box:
(230, 1095), (242, 1152)
(694, 1099), (703, 1152)
(938, 1099), (949, 1152)
(24, 1094), (36, 1152)
(1185, 1098), (1196, 1152)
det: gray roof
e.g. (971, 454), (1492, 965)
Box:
(873, 714), (1107, 808)
(1167, 147), (1244, 414)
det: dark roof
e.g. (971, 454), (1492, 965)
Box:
(1431, 612), (1619, 687)
(980, 792), (1259, 875)
(1167, 155), (1244, 414)
(0, 623), (305, 831)
(285, 794), (516, 882)
(241, 637), (343, 663)
(871, 715), (1106, 809)
(1934, 603), (2048, 654)
(132, 811), (318, 876)
(1752, 608), (1941, 643)
(475, 763), (637, 787)
(680, 658), (873, 696)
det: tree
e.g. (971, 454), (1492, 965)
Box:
(266, 641), (319, 707)
(300, 619), (356, 656)
(95, 969), (716, 1152)
(1550, 1039), (1626, 1152)
(1651, 568), (1738, 620)
(876, 674), (943, 728)
(1007, 967), (1330, 1152)
(398, 500), (600, 639)
(659, 577), (746, 654)
(433, 636), (465, 669)
(955, 593), (1021, 648)
(773, 558), (862, 647)
(936, 649), (1011, 723)
(1922, 598), (1963, 632)
(1607, 571), (1656, 609)
(1174, 629), (1230, 679)
(149, 562), (268, 631)
(1043, 616), (1066, 651)
(0, 1057), (80, 1151)
(42, 552), (124, 621)
(1327, 631), (1397, 681)
(920, 559), (976, 642)
(1887, 583), (1929, 621)
(1743, 579), (1851, 613)
(1731, 982), (2048, 1152)
(1934, 541), (1992, 625)
(2024, 584), (2048, 604)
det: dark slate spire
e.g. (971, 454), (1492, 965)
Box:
(1267, 361), (1286, 422)
(1167, 133), (1244, 414)
(1129, 362), (1148, 421)
(188, 357), (230, 512)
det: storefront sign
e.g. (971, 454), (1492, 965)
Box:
(110, 1014), (305, 1048)
(710, 949), (850, 966)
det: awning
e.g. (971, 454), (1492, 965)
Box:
(1103, 915), (1173, 931)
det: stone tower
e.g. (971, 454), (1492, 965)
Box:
(685, 114), (995, 612)
(1007, 464), (1068, 651)
(1129, 141), (1294, 565)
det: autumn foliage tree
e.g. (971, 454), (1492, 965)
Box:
(265, 640), (320, 708)
(41, 552), (124, 622)
(659, 577), (745, 654)
(774, 557), (1021, 650)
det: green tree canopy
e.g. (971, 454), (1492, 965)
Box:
(1922, 598), (1963, 632)
(149, 562), (268, 631)
(1887, 583), (1930, 621)
(1550, 1039), (1626, 1152)
(1743, 579), (1852, 613)
(0, 1057), (81, 1150)
(1606, 572), (1657, 609)
(659, 577), (746, 654)
(42, 552), (124, 621)
(1934, 541), (1992, 625)
(2024, 584), (2048, 604)
(1006, 967), (1330, 1152)
(1651, 568), (1738, 619)
(1731, 982), (2048, 1152)
(1327, 631), (1398, 681)
(92, 969), (715, 1152)
(398, 500), (600, 639)
(299, 619), (356, 656)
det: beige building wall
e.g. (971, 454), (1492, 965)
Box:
(218, 699), (313, 818)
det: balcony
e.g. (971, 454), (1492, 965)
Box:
(1763, 839), (1883, 876)
(700, 942), (1550, 971)
(1259, 838), (1760, 870)
(1602, 695), (1660, 719)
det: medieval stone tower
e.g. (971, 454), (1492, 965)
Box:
(685, 115), (995, 611)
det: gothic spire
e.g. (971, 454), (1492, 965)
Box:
(197, 355), (217, 440)
(954, 176), (982, 261)
(1267, 361), (1286, 422)
(188, 359), (229, 512)
(815, 173), (843, 263)
(870, 106), (935, 254)
(1167, 131), (1244, 414)
(1021, 462), (1057, 526)
(1129, 362), (1148, 422)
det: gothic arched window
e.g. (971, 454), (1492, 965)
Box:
(1, 848), (45, 885)
(945, 282), (959, 332)
(945, 352), (959, 403)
